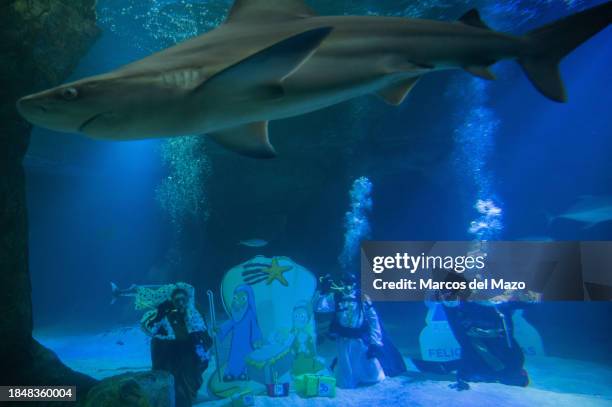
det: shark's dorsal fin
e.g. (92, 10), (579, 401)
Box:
(209, 121), (276, 159)
(458, 9), (491, 30)
(377, 77), (421, 106)
(194, 27), (332, 101)
(226, 0), (317, 23)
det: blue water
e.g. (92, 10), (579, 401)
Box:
(25, 0), (611, 399)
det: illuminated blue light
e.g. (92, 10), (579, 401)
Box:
(98, 1), (214, 232)
(452, 77), (503, 240)
(155, 136), (211, 232)
(452, 0), (579, 241)
(339, 177), (373, 270)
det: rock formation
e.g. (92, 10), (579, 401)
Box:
(0, 0), (100, 400)
(84, 371), (175, 407)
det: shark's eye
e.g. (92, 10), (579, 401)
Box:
(61, 87), (78, 100)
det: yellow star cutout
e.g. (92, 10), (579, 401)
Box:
(263, 257), (293, 286)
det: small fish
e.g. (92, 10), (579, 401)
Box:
(548, 195), (612, 229)
(116, 340), (124, 346)
(239, 239), (269, 248)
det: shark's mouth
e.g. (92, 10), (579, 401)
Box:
(78, 112), (107, 132)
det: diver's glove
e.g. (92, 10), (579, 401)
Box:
(190, 331), (213, 350)
(153, 300), (174, 322)
(189, 332), (211, 367)
(319, 274), (334, 294)
(366, 344), (383, 359)
(202, 331), (213, 350)
(195, 343), (209, 361)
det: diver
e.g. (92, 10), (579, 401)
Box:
(436, 272), (530, 390)
(314, 271), (406, 388)
(141, 286), (212, 407)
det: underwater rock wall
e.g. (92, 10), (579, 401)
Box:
(0, 0), (99, 391)
(84, 371), (175, 407)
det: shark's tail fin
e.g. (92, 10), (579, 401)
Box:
(545, 211), (556, 228)
(520, 2), (612, 102)
(110, 281), (118, 305)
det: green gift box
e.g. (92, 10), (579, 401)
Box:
(230, 390), (254, 407)
(295, 374), (336, 398)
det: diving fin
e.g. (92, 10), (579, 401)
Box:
(208, 121), (277, 159)
(411, 358), (460, 375)
(377, 77), (421, 106)
(195, 27), (333, 102)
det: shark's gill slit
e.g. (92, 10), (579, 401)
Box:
(79, 112), (106, 132)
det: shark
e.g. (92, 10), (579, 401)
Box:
(17, 0), (612, 158)
(548, 195), (612, 229)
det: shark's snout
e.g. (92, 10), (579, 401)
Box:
(16, 91), (86, 133)
(16, 94), (47, 118)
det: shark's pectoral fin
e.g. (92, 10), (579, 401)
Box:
(226, 0), (318, 23)
(458, 9), (491, 30)
(208, 122), (276, 159)
(194, 27), (333, 102)
(464, 66), (496, 80)
(250, 84), (285, 100)
(582, 222), (599, 230)
(377, 77), (421, 106)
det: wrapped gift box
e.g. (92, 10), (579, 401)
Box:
(266, 382), (290, 397)
(230, 390), (254, 407)
(295, 374), (336, 398)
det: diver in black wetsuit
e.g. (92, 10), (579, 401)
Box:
(142, 287), (212, 407)
(315, 272), (407, 388)
(439, 273), (529, 390)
